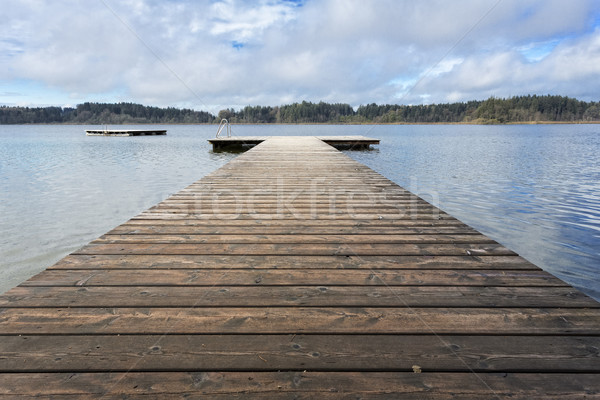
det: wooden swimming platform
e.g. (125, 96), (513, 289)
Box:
(1, 136), (599, 398)
(209, 135), (379, 150)
(86, 129), (167, 136)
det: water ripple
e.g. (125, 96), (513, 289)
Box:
(0, 125), (236, 292)
(345, 124), (600, 301)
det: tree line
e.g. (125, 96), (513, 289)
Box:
(0, 102), (213, 124)
(220, 96), (600, 123)
(1, 95), (599, 124)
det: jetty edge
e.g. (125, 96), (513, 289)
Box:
(208, 135), (379, 150)
(0, 135), (599, 398)
(86, 129), (166, 136)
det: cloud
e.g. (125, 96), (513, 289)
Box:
(1, 0), (600, 109)
(410, 27), (600, 104)
(209, 0), (297, 42)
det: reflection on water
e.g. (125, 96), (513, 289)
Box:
(0, 124), (599, 301)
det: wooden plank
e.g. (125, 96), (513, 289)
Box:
(91, 233), (497, 244)
(120, 218), (465, 226)
(1, 307), (599, 335)
(48, 254), (539, 270)
(153, 201), (440, 208)
(182, 178), (395, 183)
(142, 208), (443, 216)
(159, 200), (438, 207)
(148, 201), (436, 208)
(1, 335), (598, 372)
(2, 286), (593, 308)
(21, 268), (564, 287)
(1, 372), (598, 399)
(74, 242), (517, 256)
(107, 225), (480, 235)
(133, 213), (453, 220)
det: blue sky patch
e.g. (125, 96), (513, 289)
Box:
(519, 39), (560, 62)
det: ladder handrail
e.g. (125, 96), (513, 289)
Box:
(216, 119), (231, 138)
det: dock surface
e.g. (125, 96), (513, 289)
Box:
(208, 135), (379, 150)
(86, 129), (166, 136)
(1, 136), (599, 398)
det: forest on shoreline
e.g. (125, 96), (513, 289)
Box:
(1, 95), (599, 125)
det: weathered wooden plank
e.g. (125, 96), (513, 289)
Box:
(166, 194), (429, 201)
(163, 194), (428, 200)
(21, 268), (564, 287)
(1, 307), (599, 335)
(151, 204), (442, 212)
(179, 186), (411, 191)
(142, 209), (445, 218)
(108, 225), (479, 235)
(147, 204), (438, 211)
(1, 335), (598, 372)
(74, 243), (517, 256)
(119, 218), (464, 226)
(2, 286), (593, 308)
(92, 233), (496, 244)
(171, 184), (404, 190)
(152, 196), (432, 202)
(0, 372), (598, 399)
(48, 254), (538, 270)
(133, 212), (452, 220)
(156, 184), (414, 191)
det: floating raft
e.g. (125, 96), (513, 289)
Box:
(86, 129), (166, 136)
(209, 135), (379, 150)
(1, 136), (599, 398)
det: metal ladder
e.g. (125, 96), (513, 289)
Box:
(216, 118), (231, 138)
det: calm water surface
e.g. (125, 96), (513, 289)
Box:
(0, 125), (237, 292)
(0, 124), (599, 300)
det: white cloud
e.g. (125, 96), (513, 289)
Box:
(410, 27), (600, 104)
(209, 0), (297, 42)
(544, 30), (600, 80)
(1, 0), (600, 109)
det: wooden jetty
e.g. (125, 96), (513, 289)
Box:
(208, 135), (379, 150)
(86, 129), (166, 136)
(1, 136), (599, 398)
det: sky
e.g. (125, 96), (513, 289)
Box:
(2, 0), (600, 114)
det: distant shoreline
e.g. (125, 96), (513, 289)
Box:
(3, 120), (600, 126)
(2, 96), (600, 125)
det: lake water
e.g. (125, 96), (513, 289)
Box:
(1, 124), (599, 301)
